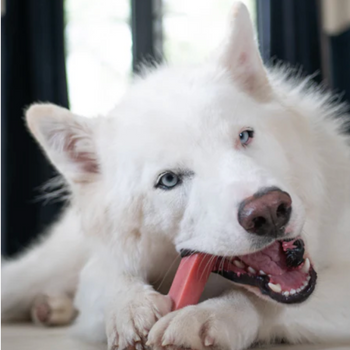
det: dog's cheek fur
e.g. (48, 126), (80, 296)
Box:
(74, 155), (183, 276)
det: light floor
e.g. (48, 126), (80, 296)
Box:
(2, 324), (350, 350)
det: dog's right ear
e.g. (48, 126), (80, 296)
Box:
(26, 103), (99, 184)
(217, 1), (272, 101)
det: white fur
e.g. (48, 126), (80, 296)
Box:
(2, 2), (350, 349)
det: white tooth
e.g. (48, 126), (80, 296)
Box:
(303, 281), (308, 287)
(307, 275), (311, 281)
(234, 260), (245, 269)
(248, 267), (257, 274)
(290, 289), (296, 295)
(259, 270), (266, 275)
(301, 258), (310, 273)
(283, 291), (290, 297)
(297, 288), (301, 293)
(268, 282), (282, 293)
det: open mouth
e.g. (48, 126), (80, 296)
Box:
(181, 238), (317, 304)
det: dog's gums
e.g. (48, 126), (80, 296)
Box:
(181, 238), (317, 304)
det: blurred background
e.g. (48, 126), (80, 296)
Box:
(1, 0), (350, 256)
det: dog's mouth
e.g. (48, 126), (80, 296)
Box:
(181, 237), (317, 304)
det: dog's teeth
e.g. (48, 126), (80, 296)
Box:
(290, 289), (296, 295)
(283, 291), (290, 297)
(296, 288), (301, 293)
(268, 282), (282, 293)
(234, 260), (245, 269)
(301, 258), (310, 273)
(303, 281), (308, 287)
(307, 275), (311, 281)
(248, 267), (257, 274)
(259, 270), (266, 275)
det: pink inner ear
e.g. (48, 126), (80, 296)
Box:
(235, 53), (256, 93)
(65, 132), (99, 174)
(74, 152), (99, 173)
(233, 49), (269, 99)
(238, 52), (248, 65)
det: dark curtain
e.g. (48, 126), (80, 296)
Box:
(329, 28), (350, 103)
(1, 0), (68, 256)
(257, 0), (350, 103)
(258, 0), (322, 82)
(131, 0), (163, 73)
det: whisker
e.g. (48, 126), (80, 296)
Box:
(197, 253), (209, 280)
(219, 255), (226, 275)
(155, 254), (181, 291)
(179, 250), (197, 271)
(214, 255), (220, 274)
(199, 253), (212, 281)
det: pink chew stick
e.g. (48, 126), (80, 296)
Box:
(168, 253), (217, 311)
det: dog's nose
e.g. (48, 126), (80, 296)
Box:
(238, 187), (292, 237)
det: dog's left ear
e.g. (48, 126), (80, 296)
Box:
(218, 1), (272, 101)
(26, 103), (99, 185)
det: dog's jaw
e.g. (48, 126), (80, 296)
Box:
(180, 238), (317, 304)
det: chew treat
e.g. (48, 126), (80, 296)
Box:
(168, 252), (216, 310)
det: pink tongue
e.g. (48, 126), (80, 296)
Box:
(236, 240), (308, 290)
(272, 269), (307, 290)
(239, 240), (287, 275)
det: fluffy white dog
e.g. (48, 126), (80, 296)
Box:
(2, 2), (350, 350)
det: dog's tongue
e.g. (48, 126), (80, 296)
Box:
(229, 240), (307, 290)
(239, 240), (287, 275)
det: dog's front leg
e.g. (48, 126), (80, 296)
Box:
(147, 288), (262, 350)
(73, 251), (173, 350)
(104, 275), (172, 350)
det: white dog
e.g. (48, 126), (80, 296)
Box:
(2, 2), (350, 350)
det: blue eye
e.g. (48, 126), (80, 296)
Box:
(239, 129), (254, 145)
(157, 172), (180, 190)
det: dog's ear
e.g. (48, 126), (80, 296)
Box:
(218, 1), (272, 101)
(26, 103), (99, 184)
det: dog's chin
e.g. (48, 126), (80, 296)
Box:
(181, 237), (317, 304)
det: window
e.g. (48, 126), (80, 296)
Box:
(163, 0), (256, 64)
(65, 0), (132, 116)
(64, 0), (256, 116)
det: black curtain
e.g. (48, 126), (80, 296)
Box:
(329, 27), (350, 104)
(1, 0), (68, 256)
(258, 0), (322, 82)
(257, 0), (350, 103)
(1, 0), (163, 257)
(131, 0), (163, 73)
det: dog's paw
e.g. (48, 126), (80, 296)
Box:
(31, 294), (77, 327)
(147, 304), (249, 350)
(106, 291), (172, 350)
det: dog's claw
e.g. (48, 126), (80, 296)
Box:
(135, 342), (143, 350)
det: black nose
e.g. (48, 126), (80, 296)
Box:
(238, 187), (292, 238)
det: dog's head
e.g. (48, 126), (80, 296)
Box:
(26, 2), (320, 303)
